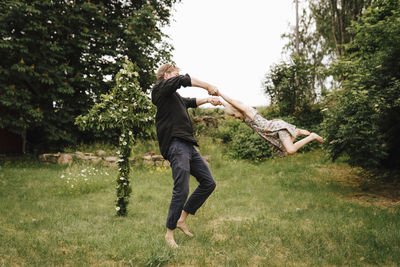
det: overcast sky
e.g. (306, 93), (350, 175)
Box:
(163, 0), (298, 107)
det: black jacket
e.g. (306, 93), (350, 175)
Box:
(151, 74), (198, 159)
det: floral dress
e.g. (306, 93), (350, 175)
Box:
(244, 112), (297, 157)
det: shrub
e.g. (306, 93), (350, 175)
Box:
(323, 0), (400, 173)
(218, 118), (272, 161)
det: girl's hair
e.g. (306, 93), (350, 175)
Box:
(156, 63), (180, 81)
(224, 102), (243, 119)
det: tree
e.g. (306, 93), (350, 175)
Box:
(309, 0), (373, 58)
(263, 55), (317, 117)
(0, 0), (177, 152)
(76, 60), (155, 216)
(323, 0), (400, 172)
(282, 6), (331, 98)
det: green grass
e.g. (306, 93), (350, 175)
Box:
(0, 138), (399, 266)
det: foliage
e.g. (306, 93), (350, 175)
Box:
(189, 107), (225, 137)
(323, 0), (400, 172)
(76, 60), (155, 216)
(0, 0), (177, 151)
(263, 55), (318, 116)
(281, 7), (330, 97)
(309, 0), (373, 58)
(218, 118), (272, 161)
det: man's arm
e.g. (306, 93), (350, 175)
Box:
(196, 97), (222, 107)
(155, 74), (192, 100)
(190, 77), (218, 95)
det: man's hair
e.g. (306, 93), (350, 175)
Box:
(156, 63), (180, 82)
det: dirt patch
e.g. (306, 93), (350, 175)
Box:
(317, 165), (400, 208)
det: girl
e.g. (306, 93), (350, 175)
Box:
(217, 90), (324, 157)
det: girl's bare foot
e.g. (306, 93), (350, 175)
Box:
(177, 221), (194, 238)
(165, 232), (178, 248)
(310, 133), (324, 143)
(298, 129), (311, 136)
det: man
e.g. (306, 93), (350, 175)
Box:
(151, 63), (220, 248)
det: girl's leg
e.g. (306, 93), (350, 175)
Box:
(280, 131), (323, 155)
(297, 129), (311, 136)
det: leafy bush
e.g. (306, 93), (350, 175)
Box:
(218, 118), (272, 161)
(323, 0), (400, 172)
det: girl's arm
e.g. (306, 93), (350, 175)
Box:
(191, 77), (218, 95)
(196, 97), (222, 106)
(218, 90), (257, 120)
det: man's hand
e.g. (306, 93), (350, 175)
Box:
(208, 97), (222, 106)
(207, 85), (219, 96)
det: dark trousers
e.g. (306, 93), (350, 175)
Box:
(165, 138), (216, 230)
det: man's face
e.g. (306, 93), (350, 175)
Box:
(164, 69), (179, 80)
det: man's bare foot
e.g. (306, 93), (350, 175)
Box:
(165, 232), (178, 248)
(311, 133), (324, 143)
(177, 221), (194, 238)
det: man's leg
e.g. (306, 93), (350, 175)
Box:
(182, 148), (216, 219)
(165, 140), (191, 247)
(176, 210), (193, 237)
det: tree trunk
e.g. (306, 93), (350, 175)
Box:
(329, 0), (341, 57)
(339, 0), (346, 55)
(295, 0), (300, 56)
(295, 0), (300, 87)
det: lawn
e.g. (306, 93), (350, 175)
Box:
(0, 138), (399, 266)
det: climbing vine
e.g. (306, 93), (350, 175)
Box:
(76, 60), (155, 216)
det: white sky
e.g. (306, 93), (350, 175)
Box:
(163, 0), (298, 107)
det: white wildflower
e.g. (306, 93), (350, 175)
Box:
(116, 206), (120, 211)
(128, 131), (132, 135)
(60, 175), (65, 179)
(120, 177), (125, 180)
